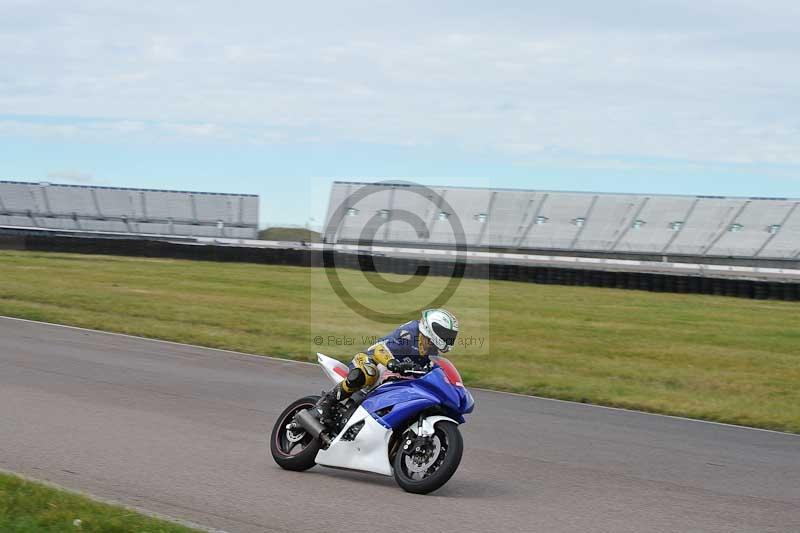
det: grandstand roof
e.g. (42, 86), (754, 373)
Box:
(331, 180), (797, 202)
(0, 179), (258, 197)
(325, 181), (800, 260)
(0, 180), (259, 239)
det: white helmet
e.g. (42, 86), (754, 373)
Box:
(419, 308), (459, 352)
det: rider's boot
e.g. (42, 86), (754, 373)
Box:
(316, 382), (353, 423)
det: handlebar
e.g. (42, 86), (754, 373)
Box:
(386, 360), (431, 377)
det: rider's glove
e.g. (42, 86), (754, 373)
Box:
(387, 359), (414, 375)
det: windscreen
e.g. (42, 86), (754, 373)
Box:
(431, 356), (463, 387)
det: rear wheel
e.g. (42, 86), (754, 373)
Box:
(393, 421), (463, 494)
(270, 396), (321, 471)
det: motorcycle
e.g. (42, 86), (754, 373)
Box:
(270, 352), (475, 494)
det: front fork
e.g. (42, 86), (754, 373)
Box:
(401, 416), (433, 456)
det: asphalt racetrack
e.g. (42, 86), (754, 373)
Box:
(0, 317), (798, 532)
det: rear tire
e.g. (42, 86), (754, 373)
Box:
(393, 421), (463, 494)
(270, 396), (322, 471)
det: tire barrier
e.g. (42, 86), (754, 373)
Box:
(2, 234), (798, 302)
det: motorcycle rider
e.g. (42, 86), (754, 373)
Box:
(316, 308), (459, 421)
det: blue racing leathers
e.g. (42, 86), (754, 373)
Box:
(341, 320), (440, 394)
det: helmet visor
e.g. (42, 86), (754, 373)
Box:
(432, 322), (457, 347)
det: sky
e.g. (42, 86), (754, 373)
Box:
(1, 0), (799, 228)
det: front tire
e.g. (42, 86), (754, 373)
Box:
(270, 395), (321, 471)
(393, 421), (463, 494)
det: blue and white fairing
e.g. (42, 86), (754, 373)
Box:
(361, 363), (474, 430)
(313, 354), (474, 476)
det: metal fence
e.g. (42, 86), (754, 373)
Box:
(1, 234), (797, 301)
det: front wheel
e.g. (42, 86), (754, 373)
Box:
(393, 421), (463, 494)
(270, 395), (321, 471)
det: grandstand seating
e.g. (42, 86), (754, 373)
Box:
(324, 181), (800, 259)
(0, 181), (259, 239)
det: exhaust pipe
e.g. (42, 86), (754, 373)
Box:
(294, 408), (331, 446)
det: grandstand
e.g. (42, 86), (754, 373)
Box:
(0, 180), (259, 239)
(324, 181), (800, 260)
(0, 179), (796, 298)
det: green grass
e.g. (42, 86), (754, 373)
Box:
(0, 250), (798, 433)
(258, 227), (321, 242)
(0, 472), (200, 532)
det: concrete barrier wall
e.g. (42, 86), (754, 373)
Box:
(1, 234), (797, 301)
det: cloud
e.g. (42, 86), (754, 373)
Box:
(0, 1), (799, 166)
(160, 122), (224, 138)
(107, 120), (147, 134)
(0, 118), (240, 143)
(0, 120), (80, 138)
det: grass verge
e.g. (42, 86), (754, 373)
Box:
(258, 227), (320, 242)
(0, 250), (798, 433)
(0, 471), (201, 532)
